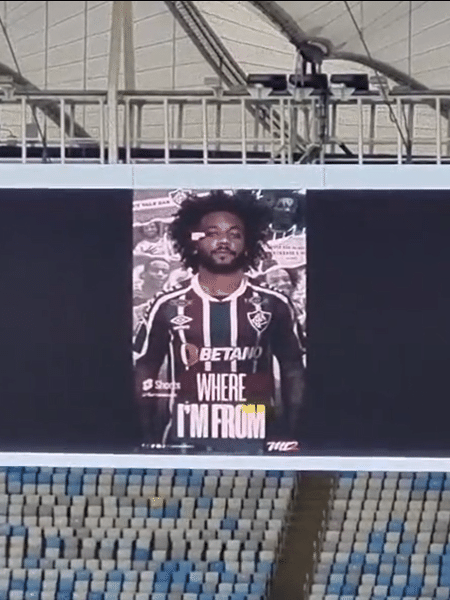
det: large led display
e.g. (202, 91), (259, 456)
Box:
(132, 188), (306, 455)
(0, 168), (449, 470)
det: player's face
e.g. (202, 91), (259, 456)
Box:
(195, 211), (246, 274)
(266, 269), (292, 296)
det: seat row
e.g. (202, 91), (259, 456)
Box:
(0, 558), (270, 573)
(0, 518), (283, 532)
(339, 472), (450, 480)
(0, 487), (292, 499)
(0, 468), (294, 476)
(0, 593), (264, 600)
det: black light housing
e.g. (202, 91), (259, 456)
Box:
(330, 74), (369, 91)
(288, 73), (328, 90)
(246, 74), (287, 92)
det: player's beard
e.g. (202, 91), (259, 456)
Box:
(197, 248), (248, 274)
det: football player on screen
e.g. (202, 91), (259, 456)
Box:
(133, 190), (305, 451)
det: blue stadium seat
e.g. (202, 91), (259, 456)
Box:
(221, 519), (238, 530)
(164, 506), (179, 518)
(256, 561), (273, 574)
(342, 583), (357, 595)
(398, 542), (414, 555)
(389, 585), (405, 596)
(380, 553), (396, 563)
(363, 564), (378, 575)
(26, 581), (42, 592)
(326, 583), (342, 595)
(349, 553), (365, 565)
(23, 559), (39, 569)
(332, 564), (347, 574)
(427, 554), (441, 564)
(394, 564), (408, 575)
(405, 584), (421, 595)
(10, 580), (26, 591)
(133, 548), (150, 561)
(163, 562), (178, 574)
(197, 498), (212, 509)
(377, 575), (392, 586)
(210, 562), (225, 573)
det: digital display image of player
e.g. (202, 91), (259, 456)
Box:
(133, 190), (305, 453)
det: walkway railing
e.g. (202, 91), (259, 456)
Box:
(0, 88), (449, 164)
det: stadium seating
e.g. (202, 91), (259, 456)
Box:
(0, 467), (296, 600)
(309, 472), (450, 600)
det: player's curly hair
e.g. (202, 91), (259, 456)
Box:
(170, 190), (272, 272)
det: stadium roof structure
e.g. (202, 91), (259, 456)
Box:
(0, 1), (446, 93)
(0, 1), (447, 162)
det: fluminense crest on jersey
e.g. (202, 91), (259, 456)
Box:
(247, 310), (272, 334)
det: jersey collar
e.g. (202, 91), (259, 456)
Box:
(192, 273), (248, 303)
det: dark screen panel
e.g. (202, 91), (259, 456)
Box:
(0, 189), (137, 453)
(305, 190), (450, 455)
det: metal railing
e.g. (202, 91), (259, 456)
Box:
(0, 88), (449, 164)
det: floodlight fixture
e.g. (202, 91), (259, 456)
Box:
(330, 74), (369, 91)
(246, 74), (287, 98)
(287, 73), (328, 99)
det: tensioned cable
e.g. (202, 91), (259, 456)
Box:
(343, 0), (410, 152)
(0, 13), (48, 159)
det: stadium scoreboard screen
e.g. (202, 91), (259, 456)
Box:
(0, 165), (448, 471)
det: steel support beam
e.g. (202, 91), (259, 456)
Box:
(108, 0), (124, 164)
(122, 0), (136, 91)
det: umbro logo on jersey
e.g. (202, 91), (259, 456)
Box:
(170, 315), (193, 331)
(247, 310), (272, 334)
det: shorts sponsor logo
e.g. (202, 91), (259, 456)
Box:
(142, 379), (181, 392)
